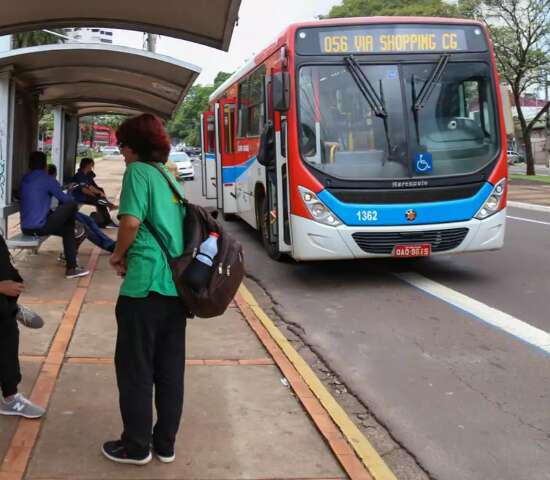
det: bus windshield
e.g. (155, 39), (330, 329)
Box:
(298, 61), (499, 180)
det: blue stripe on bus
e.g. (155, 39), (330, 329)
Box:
(205, 153), (216, 160)
(317, 182), (493, 226)
(222, 156), (256, 183)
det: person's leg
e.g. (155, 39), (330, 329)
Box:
(152, 296), (187, 460)
(42, 203), (78, 269)
(0, 295), (21, 399)
(76, 213), (115, 252)
(113, 295), (160, 458)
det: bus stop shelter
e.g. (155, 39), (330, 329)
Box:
(0, 0), (242, 236)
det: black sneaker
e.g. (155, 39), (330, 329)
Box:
(101, 440), (152, 466)
(65, 267), (90, 279)
(153, 446), (175, 463)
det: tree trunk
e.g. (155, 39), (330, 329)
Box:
(514, 94), (536, 175)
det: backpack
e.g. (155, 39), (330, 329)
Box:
(143, 162), (244, 318)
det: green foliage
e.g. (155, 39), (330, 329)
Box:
(323, 0), (476, 18)
(167, 71), (233, 146)
(12, 29), (66, 48)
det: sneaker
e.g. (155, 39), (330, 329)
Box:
(65, 267), (90, 279)
(0, 393), (45, 419)
(153, 447), (175, 464)
(58, 253), (82, 268)
(16, 305), (44, 329)
(101, 440), (152, 465)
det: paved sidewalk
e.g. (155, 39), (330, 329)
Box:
(0, 157), (368, 480)
(509, 178), (550, 208)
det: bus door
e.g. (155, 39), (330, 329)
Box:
(218, 98), (238, 214)
(201, 111), (217, 200)
(265, 72), (292, 254)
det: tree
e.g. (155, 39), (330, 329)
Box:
(323, 0), (466, 18)
(480, 0), (550, 175)
(12, 29), (66, 49)
(167, 71), (232, 145)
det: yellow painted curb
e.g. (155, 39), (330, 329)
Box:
(238, 283), (397, 480)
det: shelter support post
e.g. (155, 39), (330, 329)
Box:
(0, 69), (14, 236)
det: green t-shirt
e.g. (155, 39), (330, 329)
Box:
(118, 161), (185, 298)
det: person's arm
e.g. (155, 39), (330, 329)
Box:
(0, 280), (24, 297)
(109, 164), (148, 276)
(49, 177), (74, 204)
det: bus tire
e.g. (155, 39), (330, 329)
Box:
(259, 196), (283, 261)
(222, 212), (237, 221)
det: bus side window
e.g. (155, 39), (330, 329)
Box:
(207, 117), (216, 152)
(247, 66), (266, 137)
(238, 80), (249, 138)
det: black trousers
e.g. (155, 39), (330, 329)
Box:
(23, 202), (78, 268)
(0, 295), (20, 398)
(115, 293), (187, 455)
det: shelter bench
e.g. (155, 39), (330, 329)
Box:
(7, 233), (49, 254)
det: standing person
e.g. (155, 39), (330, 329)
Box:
(103, 114), (186, 466)
(72, 157), (117, 227)
(0, 233), (46, 418)
(20, 152), (89, 279)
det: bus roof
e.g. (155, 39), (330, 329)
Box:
(209, 16), (485, 103)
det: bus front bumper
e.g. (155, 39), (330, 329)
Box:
(290, 209), (506, 261)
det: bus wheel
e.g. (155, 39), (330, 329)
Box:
(259, 197), (283, 261)
(220, 211), (237, 221)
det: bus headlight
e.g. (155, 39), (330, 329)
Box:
(298, 186), (342, 227)
(475, 179), (506, 220)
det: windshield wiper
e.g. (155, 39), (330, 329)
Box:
(344, 55), (394, 160)
(344, 55), (387, 117)
(413, 54), (450, 111)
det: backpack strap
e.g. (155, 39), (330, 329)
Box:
(143, 219), (173, 262)
(144, 161), (189, 206)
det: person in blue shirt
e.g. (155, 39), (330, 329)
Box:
(20, 152), (89, 279)
(73, 158), (117, 227)
(48, 164), (115, 254)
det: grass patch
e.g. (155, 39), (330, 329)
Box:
(510, 174), (550, 184)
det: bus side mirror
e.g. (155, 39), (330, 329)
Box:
(257, 122), (275, 167)
(272, 72), (290, 112)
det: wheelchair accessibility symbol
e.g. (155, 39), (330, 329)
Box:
(415, 153), (433, 173)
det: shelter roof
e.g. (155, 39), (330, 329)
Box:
(0, 0), (241, 51)
(0, 44), (201, 119)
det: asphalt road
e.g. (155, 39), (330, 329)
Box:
(184, 166), (550, 480)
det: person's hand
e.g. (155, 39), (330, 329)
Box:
(109, 253), (127, 277)
(0, 280), (24, 297)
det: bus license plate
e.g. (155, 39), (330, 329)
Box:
(392, 244), (431, 258)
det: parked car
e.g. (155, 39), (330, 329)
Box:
(100, 145), (120, 155)
(168, 151), (194, 180)
(507, 150), (524, 165)
(77, 144), (90, 156)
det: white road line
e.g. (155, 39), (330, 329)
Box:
(508, 201), (550, 213)
(395, 272), (550, 355)
(507, 215), (550, 226)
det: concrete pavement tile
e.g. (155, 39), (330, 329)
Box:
(187, 308), (268, 360)
(67, 304), (116, 358)
(85, 269), (123, 303)
(26, 364), (344, 479)
(0, 362), (41, 465)
(19, 304), (66, 356)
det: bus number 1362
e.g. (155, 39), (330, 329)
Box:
(356, 210), (379, 222)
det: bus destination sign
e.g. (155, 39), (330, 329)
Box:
(296, 25), (487, 55)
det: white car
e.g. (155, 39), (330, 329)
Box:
(100, 145), (120, 155)
(169, 152), (194, 180)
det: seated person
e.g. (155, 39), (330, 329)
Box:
(48, 165), (115, 254)
(72, 158), (117, 227)
(20, 152), (89, 279)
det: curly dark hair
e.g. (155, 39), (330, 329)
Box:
(116, 113), (171, 164)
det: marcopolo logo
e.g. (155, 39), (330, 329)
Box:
(405, 209), (417, 222)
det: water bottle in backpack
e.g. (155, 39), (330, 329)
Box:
(185, 232), (219, 293)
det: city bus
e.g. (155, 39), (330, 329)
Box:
(200, 17), (507, 260)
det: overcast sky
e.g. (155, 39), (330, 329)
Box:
(114, 0), (341, 84)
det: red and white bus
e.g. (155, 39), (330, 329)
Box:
(201, 17), (507, 260)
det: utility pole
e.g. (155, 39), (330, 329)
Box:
(145, 33), (157, 53)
